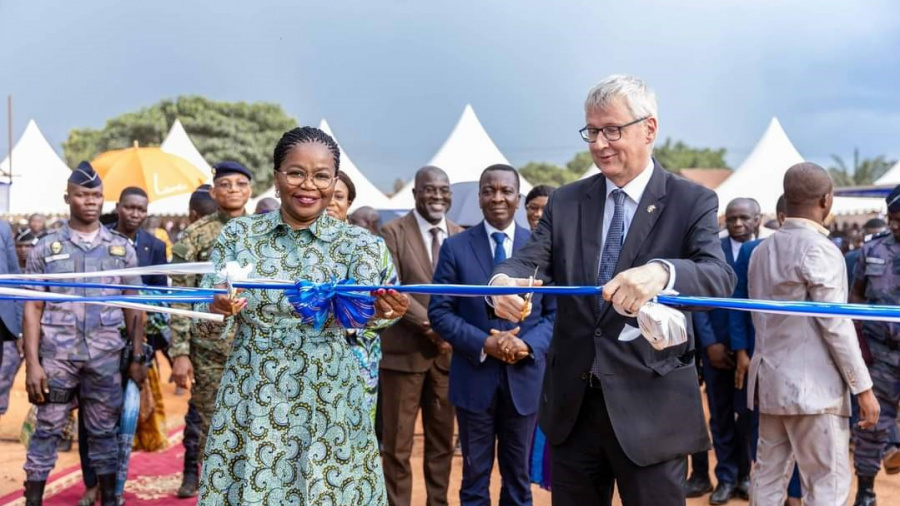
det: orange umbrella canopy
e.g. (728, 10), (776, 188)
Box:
(91, 143), (208, 202)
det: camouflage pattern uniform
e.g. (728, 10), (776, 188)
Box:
(852, 232), (900, 478)
(169, 211), (239, 461)
(23, 224), (139, 481)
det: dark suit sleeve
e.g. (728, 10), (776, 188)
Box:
(519, 295), (556, 360)
(666, 190), (736, 299)
(692, 311), (716, 349)
(380, 224), (429, 333)
(428, 240), (490, 364)
(729, 243), (753, 351)
(2, 224), (23, 333)
(493, 193), (555, 282)
(145, 238), (169, 287)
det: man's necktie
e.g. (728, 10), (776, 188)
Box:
(491, 231), (507, 265)
(592, 189), (626, 378)
(430, 227), (442, 271)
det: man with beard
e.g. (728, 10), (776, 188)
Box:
(22, 162), (146, 506)
(380, 166), (462, 506)
(169, 162), (251, 498)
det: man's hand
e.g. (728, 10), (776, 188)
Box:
(490, 275), (543, 323)
(171, 355), (194, 390)
(16, 338), (24, 359)
(209, 293), (247, 316)
(857, 389), (881, 430)
(129, 362), (148, 390)
(423, 322), (453, 354)
(25, 362), (48, 404)
(734, 350), (750, 389)
(602, 263), (669, 315)
(485, 327), (529, 363)
(706, 343), (735, 370)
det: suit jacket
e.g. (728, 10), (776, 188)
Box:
(494, 161), (735, 466)
(134, 229), (168, 286)
(729, 239), (762, 354)
(0, 221), (22, 337)
(380, 212), (464, 373)
(693, 236), (739, 349)
(747, 218), (871, 416)
(428, 222), (556, 415)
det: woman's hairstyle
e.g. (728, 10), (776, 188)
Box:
(525, 184), (555, 205)
(273, 126), (341, 173)
(336, 170), (357, 205)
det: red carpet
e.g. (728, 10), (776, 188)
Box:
(0, 428), (192, 506)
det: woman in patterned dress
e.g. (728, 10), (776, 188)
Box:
(326, 170), (388, 427)
(198, 127), (408, 505)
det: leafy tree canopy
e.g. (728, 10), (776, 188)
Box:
(828, 150), (896, 187)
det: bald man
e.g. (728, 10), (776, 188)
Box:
(349, 206), (381, 236)
(747, 163), (879, 505)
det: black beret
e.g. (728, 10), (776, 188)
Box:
(15, 230), (38, 245)
(887, 185), (900, 213)
(212, 161), (252, 181)
(192, 183), (212, 196)
(69, 161), (102, 188)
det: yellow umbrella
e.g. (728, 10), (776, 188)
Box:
(91, 142), (208, 202)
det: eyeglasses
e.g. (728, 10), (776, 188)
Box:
(579, 116), (649, 143)
(275, 169), (336, 189)
(214, 180), (251, 191)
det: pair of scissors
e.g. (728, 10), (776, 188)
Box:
(519, 266), (539, 321)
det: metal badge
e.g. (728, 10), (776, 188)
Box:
(109, 245), (126, 257)
(647, 204), (656, 214)
(50, 241), (62, 254)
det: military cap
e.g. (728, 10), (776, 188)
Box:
(212, 161), (252, 181)
(887, 184), (900, 213)
(69, 161), (102, 188)
(15, 229), (38, 245)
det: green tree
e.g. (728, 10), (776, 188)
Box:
(63, 96), (298, 194)
(828, 149), (895, 186)
(519, 162), (577, 186)
(651, 138), (729, 172)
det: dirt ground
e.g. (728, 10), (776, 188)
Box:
(1, 355), (897, 505)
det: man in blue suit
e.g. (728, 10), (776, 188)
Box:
(429, 164), (556, 506)
(0, 220), (23, 423)
(692, 197), (759, 504)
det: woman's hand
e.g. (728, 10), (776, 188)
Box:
(209, 293), (247, 316)
(372, 288), (409, 320)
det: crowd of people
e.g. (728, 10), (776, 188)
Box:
(0, 74), (897, 506)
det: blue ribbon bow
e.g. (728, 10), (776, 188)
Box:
(285, 278), (376, 330)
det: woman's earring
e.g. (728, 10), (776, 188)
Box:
(275, 188), (281, 198)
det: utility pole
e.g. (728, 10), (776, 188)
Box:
(6, 95), (11, 184)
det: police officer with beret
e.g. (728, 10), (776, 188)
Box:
(22, 162), (147, 506)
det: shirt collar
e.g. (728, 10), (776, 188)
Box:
(483, 220), (516, 242)
(60, 223), (113, 244)
(413, 208), (448, 235)
(782, 217), (831, 237)
(250, 210), (341, 242)
(604, 157), (655, 204)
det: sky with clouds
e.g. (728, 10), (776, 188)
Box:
(1, 0), (898, 191)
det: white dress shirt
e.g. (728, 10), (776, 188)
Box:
(484, 220), (516, 261)
(601, 158), (676, 291)
(729, 237), (748, 262)
(413, 209), (448, 265)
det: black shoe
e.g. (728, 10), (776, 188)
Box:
(97, 473), (118, 506)
(24, 480), (46, 506)
(685, 474), (714, 498)
(735, 476), (750, 500)
(177, 472), (199, 498)
(853, 475), (877, 506)
(709, 481), (737, 505)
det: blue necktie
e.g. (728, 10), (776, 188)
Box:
(491, 232), (507, 265)
(592, 189), (626, 377)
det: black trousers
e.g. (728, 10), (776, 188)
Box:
(551, 385), (687, 506)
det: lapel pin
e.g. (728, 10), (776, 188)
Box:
(646, 204), (656, 214)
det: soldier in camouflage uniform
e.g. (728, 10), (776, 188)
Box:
(851, 185), (900, 506)
(22, 162), (147, 506)
(169, 161), (252, 498)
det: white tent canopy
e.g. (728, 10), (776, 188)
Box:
(0, 119), (73, 215)
(251, 119), (391, 212)
(389, 104), (533, 210)
(145, 120), (214, 215)
(714, 117), (803, 215)
(874, 160), (900, 186)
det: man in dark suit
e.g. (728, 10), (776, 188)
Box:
(429, 165), (556, 506)
(111, 187), (168, 287)
(490, 74), (735, 506)
(690, 198), (759, 504)
(0, 220), (23, 423)
(381, 166), (463, 506)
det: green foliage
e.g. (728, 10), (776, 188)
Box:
(519, 162), (580, 186)
(651, 138), (729, 172)
(828, 150), (896, 186)
(62, 96), (298, 194)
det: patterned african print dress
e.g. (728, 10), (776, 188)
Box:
(197, 211), (395, 505)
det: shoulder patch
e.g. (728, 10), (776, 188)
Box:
(109, 245), (126, 257)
